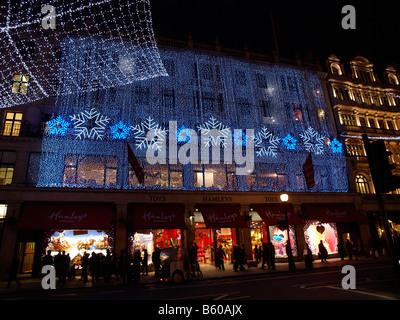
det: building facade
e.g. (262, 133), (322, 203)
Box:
(326, 54), (400, 245)
(0, 38), (373, 278)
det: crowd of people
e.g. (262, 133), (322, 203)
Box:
(40, 247), (162, 285)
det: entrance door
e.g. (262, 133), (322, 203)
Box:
(19, 242), (36, 273)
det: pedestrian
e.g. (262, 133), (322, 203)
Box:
(267, 242), (276, 270)
(6, 254), (21, 288)
(345, 239), (353, 259)
(81, 252), (89, 283)
(141, 249), (148, 276)
(104, 249), (112, 282)
(337, 240), (346, 260)
(152, 247), (161, 278)
(261, 242), (268, 269)
(241, 244), (250, 269)
(133, 250), (141, 282)
(90, 252), (100, 283)
(254, 245), (261, 267)
(54, 250), (62, 282)
(43, 250), (54, 266)
(318, 240), (328, 262)
(352, 240), (359, 260)
(304, 243), (313, 269)
(215, 245), (226, 270)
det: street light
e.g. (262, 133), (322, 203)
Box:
(280, 193), (296, 271)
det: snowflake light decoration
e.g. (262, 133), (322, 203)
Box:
(131, 116), (167, 151)
(282, 133), (297, 150)
(254, 127), (280, 157)
(330, 138), (343, 154)
(70, 108), (110, 140)
(299, 126), (325, 154)
(197, 117), (231, 147)
(0, 0), (167, 108)
(47, 115), (70, 136)
(110, 121), (131, 140)
(176, 125), (194, 143)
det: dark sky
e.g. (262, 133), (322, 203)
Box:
(151, 0), (400, 71)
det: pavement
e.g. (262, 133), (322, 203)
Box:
(0, 255), (394, 296)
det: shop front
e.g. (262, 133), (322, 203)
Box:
(251, 204), (303, 260)
(194, 205), (248, 265)
(128, 204), (186, 262)
(302, 203), (369, 257)
(16, 202), (115, 276)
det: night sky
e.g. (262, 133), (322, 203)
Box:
(151, 0), (400, 71)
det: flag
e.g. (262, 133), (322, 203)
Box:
(302, 152), (315, 189)
(127, 142), (144, 184)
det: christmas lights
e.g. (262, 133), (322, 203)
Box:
(0, 0), (167, 108)
(38, 48), (349, 193)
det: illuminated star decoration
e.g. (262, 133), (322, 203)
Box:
(330, 138), (343, 154)
(198, 117), (231, 147)
(282, 133), (297, 150)
(254, 127), (280, 157)
(299, 126), (325, 155)
(47, 115), (70, 136)
(70, 108), (110, 140)
(110, 121), (131, 140)
(176, 125), (194, 143)
(131, 116), (167, 151)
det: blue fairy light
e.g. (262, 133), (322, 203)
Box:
(110, 121), (131, 140)
(282, 133), (297, 150)
(47, 115), (70, 136)
(330, 138), (343, 153)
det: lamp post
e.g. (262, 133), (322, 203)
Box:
(280, 193), (296, 271)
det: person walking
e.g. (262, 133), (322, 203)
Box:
(215, 245), (226, 270)
(254, 245), (261, 267)
(261, 242), (268, 269)
(43, 250), (54, 266)
(318, 240), (328, 262)
(132, 250), (141, 282)
(345, 239), (353, 259)
(141, 249), (148, 276)
(152, 247), (161, 278)
(6, 254), (21, 288)
(81, 252), (89, 283)
(337, 240), (346, 261)
(267, 242), (276, 270)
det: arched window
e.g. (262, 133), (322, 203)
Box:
(331, 64), (341, 75)
(388, 73), (399, 85)
(355, 174), (371, 194)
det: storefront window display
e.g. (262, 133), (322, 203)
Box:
(268, 225), (298, 258)
(130, 229), (182, 261)
(304, 221), (338, 255)
(46, 230), (110, 268)
(194, 223), (236, 264)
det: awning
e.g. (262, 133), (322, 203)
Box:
(302, 204), (369, 223)
(197, 205), (248, 228)
(131, 205), (186, 230)
(251, 204), (303, 225)
(17, 203), (114, 230)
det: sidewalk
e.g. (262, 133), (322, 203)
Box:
(0, 256), (392, 295)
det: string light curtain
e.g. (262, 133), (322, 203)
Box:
(38, 46), (348, 193)
(0, 0), (167, 108)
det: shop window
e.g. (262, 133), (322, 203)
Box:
(63, 155), (117, 187)
(12, 74), (30, 94)
(46, 230), (111, 272)
(2, 111), (23, 136)
(269, 225), (298, 258)
(356, 174), (371, 194)
(304, 221), (338, 256)
(194, 164), (226, 189)
(292, 103), (303, 121)
(131, 229), (181, 258)
(0, 151), (16, 185)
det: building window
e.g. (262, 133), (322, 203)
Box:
(388, 73), (399, 85)
(340, 114), (356, 126)
(356, 174), (371, 194)
(356, 70), (373, 82)
(378, 119), (386, 129)
(63, 155), (117, 187)
(2, 111), (23, 136)
(359, 117), (366, 127)
(12, 74), (30, 94)
(368, 118), (376, 128)
(387, 120), (394, 130)
(0, 151), (16, 186)
(346, 144), (365, 158)
(331, 64), (341, 75)
(334, 88), (350, 101)
(259, 100), (272, 118)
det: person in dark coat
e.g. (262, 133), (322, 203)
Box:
(215, 245), (226, 270)
(254, 245), (261, 267)
(318, 240), (328, 262)
(6, 254), (21, 288)
(81, 252), (89, 283)
(132, 250), (141, 282)
(337, 240), (346, 260)
(152, 247), (161, 278)
(261, 242), (268, 269)
(141, 249), (148, 276)
(43, 250), (54, 266)
(267, 242), (276, 270)
(345, 239), (353, 259)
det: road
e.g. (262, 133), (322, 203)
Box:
(1, 263), (399, 302)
